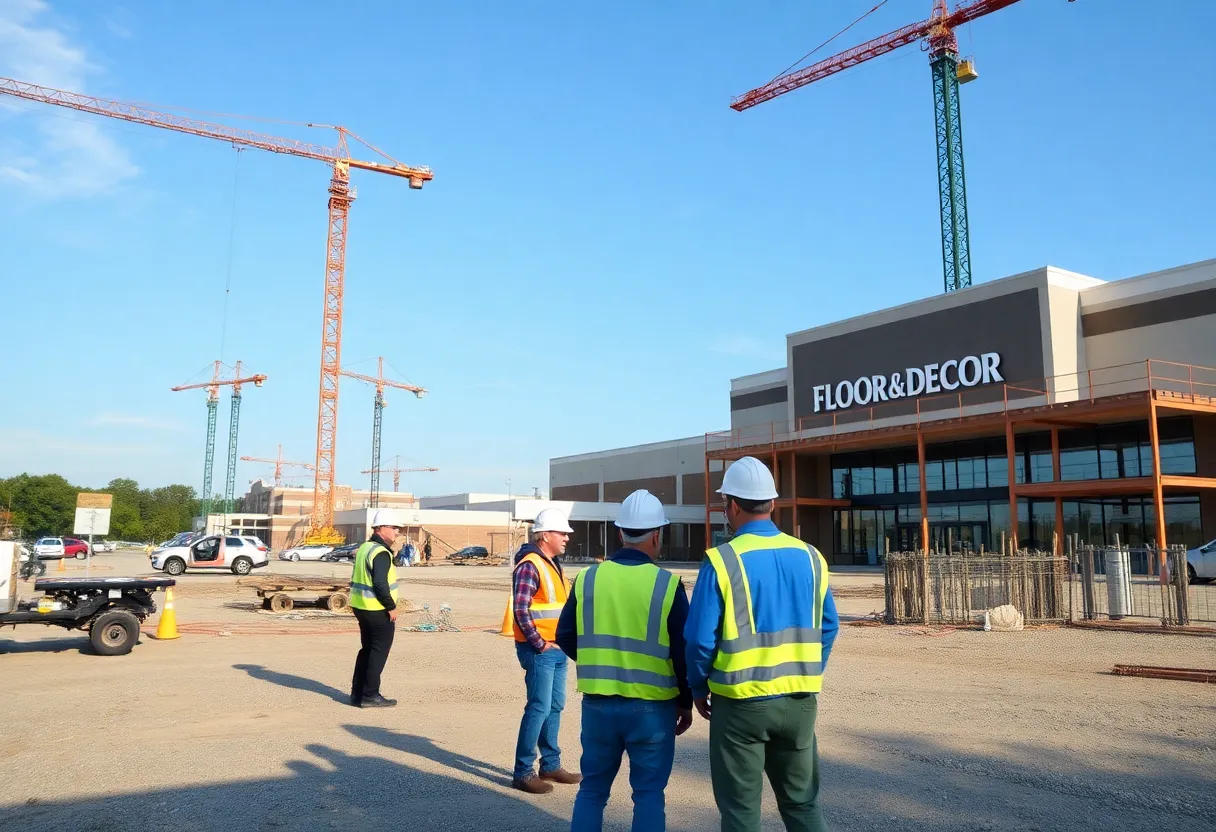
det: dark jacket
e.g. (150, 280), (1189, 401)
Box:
(556, 548), (693, 709)
(367, 533), (397, 611)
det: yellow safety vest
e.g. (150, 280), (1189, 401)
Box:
(573, 560), (679, 700)
(705, 532), (829, 699)
(349, 542), (400, 611)
(512, 552), (568, 644)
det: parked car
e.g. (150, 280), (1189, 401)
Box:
(33, 537), (65, 559)
(150, 535), (269, 576)
(320, 543), (359, 562)
(278, 544), (335, 562)
(63, 538), (90, 559)
(92, 540), (118, 553)
(1186, 538), (1216, 582)
(448, 545), (491, 563)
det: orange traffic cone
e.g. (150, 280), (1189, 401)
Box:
(155, 587), (180, 640)
(499, 597), (514, 637)
(57, 556), (65, 572)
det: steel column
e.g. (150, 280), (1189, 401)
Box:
(917, 428), (929, 554)
(1006, 417), (1018, 552)
(1147, 396), (1169, 582)
(1052, 428), (1063, 554)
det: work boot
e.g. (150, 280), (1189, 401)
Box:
(539, 767), (582, 785)
(360, 695), (397, 708)
(349, 695), (362, 708)
(512, 774), (554, 795)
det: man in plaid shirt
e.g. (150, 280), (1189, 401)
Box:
(510, 508), (583, 794)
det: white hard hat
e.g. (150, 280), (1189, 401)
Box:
(718, 456), (779, 501)
(533, 507), (574, 534)
(614, 490), (669, 531)
(371, 508), (405, 528)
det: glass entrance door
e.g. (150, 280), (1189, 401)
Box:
(929, 523), (988, 554)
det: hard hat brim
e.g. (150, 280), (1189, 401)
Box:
(613, 518), (670, 529)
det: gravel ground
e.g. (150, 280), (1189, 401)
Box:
(0, 552), (1212, 831)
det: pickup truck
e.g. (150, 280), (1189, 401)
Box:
(2, 542), (173, 655)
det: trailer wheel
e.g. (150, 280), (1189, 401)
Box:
(261, 597), (273, 610)
(323, 593), (349, 613)
(89, 610), (140, 656)
(269, 593), (294, 613)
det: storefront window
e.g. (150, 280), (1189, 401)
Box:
(986, 452), (1009, 488)
(1060, 429), (1099, 481)
(899, 462), (920, 493)
(851, 466), (875, 496)
(832, 468), (848, 499)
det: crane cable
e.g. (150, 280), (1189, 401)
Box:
(218, 146), (243, 364)
(772, 0), (893, 82)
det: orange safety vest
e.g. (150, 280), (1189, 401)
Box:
(512, 551), (569, 644)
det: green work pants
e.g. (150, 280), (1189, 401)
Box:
(709, 693), (825, 832)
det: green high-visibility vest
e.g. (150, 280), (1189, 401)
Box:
(704, 532), (828, 699)
(573, 559), (679, 700)
(349, 542), (399, 611)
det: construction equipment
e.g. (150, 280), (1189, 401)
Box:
(341, 358), (427, 508)
(360, 455), (439, 500)
(0, 77), (433, 545)
(241, 445), (315, 488)
(171, 361), (266, 522)
(731, 0), (1059, 294)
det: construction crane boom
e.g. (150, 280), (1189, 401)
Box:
(730, 0), (1038, 294)
(361, 457), (439, 494)
(241, 445), (315, 488)
(0, 78), (433, 184)
(0, 76), (433, 543)
(341, 359), (426, 508)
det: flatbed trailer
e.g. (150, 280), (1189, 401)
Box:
(236, 576), (351, 613)
(0, 576), (175, 655)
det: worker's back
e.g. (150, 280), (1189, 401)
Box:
(731, 523), (825, 635)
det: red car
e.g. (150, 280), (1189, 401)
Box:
(63, 538), (90, 559)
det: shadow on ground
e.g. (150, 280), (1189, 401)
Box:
(670, 726), (1215, 832)
(345, 724), (515, 786)
(232, 662), (348, 704)
(0, 743), (568, 832)
(0, 635), (93, 655)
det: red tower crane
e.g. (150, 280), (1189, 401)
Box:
(361, 456), (439, 495)
(0, 76), (432, 544)
(731, 0), (1056, 294)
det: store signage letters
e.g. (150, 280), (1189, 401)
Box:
(812, 352), (1003, 413)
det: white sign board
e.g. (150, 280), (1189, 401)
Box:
(74, 507), (112, 536)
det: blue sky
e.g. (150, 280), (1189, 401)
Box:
(1, 0), (1213, 498)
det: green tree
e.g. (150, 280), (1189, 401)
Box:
(1, 474), (77, 538)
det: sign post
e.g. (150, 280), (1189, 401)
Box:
(75, 493), (113, 576)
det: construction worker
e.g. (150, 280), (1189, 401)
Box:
(423, 533), (433, 564)
(349, 508), (404, 709)
(510, 507), (582, 794)
(686, 457), (839, 832)
(556, 489), (693, 832)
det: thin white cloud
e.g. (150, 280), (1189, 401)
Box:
(90, 412), (187, 431)
(0, 428), (154, 458)
(0, 0), (139, 198)
(709, 335), (784, 364)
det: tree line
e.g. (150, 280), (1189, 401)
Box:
(0, 474), (200, 542)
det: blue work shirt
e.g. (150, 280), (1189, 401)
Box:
(684, 519), (839, 700)
(556, 548), (693, 709)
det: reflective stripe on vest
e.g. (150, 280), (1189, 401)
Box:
(574, 560), (679, 700)
(512, 552), (568, 643)
(706, 534), (828, 698)
(349, 542), (401, 611)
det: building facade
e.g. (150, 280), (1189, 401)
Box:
(551, 259), (1216, 567)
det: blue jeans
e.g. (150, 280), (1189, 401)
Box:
(571, 697), (677, 832)
(514, 643), (568, 779)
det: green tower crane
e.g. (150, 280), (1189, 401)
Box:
(172, 361), (267, 528)
(730, 0), (1056, 294)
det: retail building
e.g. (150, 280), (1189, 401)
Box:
(551, 259), (1216, 566)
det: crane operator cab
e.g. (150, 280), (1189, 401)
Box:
(957, 58), (979, 84)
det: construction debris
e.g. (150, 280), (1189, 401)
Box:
(984, 604), (1024, 632)
(1112, 665), (1216, 684)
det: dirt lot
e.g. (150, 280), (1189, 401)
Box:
(1, 551), (1212, 831)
